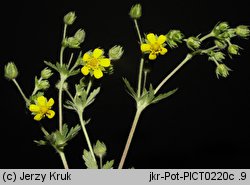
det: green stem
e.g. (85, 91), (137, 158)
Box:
(154, 53), (193, 94)
(67, 53), (74, 68)
(143, 71), (148, 91)
(100, 156), (103, 169)
(12, 79), (30, 105)
(200, 32), (214, 42)
(63, 24), (67, 40)
(31, 77), (42, 96)
(137, 58), (144, 97)
(58, 77), (66, 133)
(40, 126), (69, 169)
(86, 78), (93, 95)
(133, 19), (143, 44)
(60, 47), (65, 66)
(58, 151), (69, 169)
(118, 108), (143, 169)
(65, 89), (74, 102)
(78, 111), (96, 162)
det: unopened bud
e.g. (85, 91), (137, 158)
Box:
(208, 51), (225, 62)
(93, 140), (107, 158)
(166, 30), (184, 48)
(129, 4), (142, 19)
(41, 67), (53, 79)
(4, 62), (18, 80)
(214, 40), (227, 49)
(64, 12), (76, 25)
(37, 80), (50, 90)
(186, 36), (201, 50)
(235, 25), (250, 38)
(216, 64), (231, 78)
(67, 37), (80, 48)
(74, 29), (85, 43)
(108, 45), (124, 60)
(228, 44), (241, 56)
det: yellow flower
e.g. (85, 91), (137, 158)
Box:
(81, 48), (111, 79)
(141, 33), (168, 60)
(29, 96), (55, 121)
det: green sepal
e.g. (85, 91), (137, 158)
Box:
(102, 160), (114, 169)
(29, 91), (44, 103)
(83, 149), (98, 169)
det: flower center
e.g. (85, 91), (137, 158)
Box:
(40, 106), (49, 114)
(88, 58), (99, 69)
(151, 43), (161, 52)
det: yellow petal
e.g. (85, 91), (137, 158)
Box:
(81, 66), (90, 75)
(46, 110), (55, 119)
(47, 98), (54, 107)
(29, 104), (40, 113)
(141, 44), (151, 52)
(149, 53), (157, 60)
(93, 48), (103, 58)
(83, 53), (91, 61)
(157, 35), (167, 44)
(37, 96), (47, 106)
(160, 47), (168, 55)
(147, 33), (156, 44)
(34, 113), (44, 121)
(99, 58), (110, 67)
(93, 69), (103, 79)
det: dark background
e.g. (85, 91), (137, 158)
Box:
(1, 0), (250, 169)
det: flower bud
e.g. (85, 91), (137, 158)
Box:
(108, 45), (124, 60)
(166, 30), (184, 48)
(213, 22), (229, 36)
(228, 44), (241, 56)
(186, 36), (201, 50)
(218, 22), (229, 32)
(41, 67), (53, 79)
(208, 51), (225, 62)
(37, 80), (50, 90)
(129, 4), (142, 19)
(235, 25), (250, 38)
(214, 40), (227, 49)
(93, 140), (107, 158)
(67, 37), (80, 48)
(64, 12), (76, 25)
(74, 29), (85, 43)
(4, 62), (18, 80)
(216, 64), (231, 78)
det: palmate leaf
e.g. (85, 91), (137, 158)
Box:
(83, 149), (98, 169)
(102, 160), (114, 169)
(151, 88), (178, 104)
(66, 124), (81, 141)
(123, 78), (137, 100)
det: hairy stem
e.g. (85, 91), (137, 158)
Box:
(154, 54), (193, 94)
(118, 108), (143, 169)
(58, 152), (69, 169)
(78, 112), (96, 162)
(40, 126), (69, 169)
(12, 79), (30, 106)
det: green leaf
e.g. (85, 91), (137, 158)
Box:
(34, 140), (47, 146)
(102, 160), (114, 169)
(44, 61), (58, 72)
(69, 69), (80, 77)
(83, 149), (98, 169)
(64, 100), (77, 111)
(123, 78), (137, 100)
(65, 124), (81, 141)
(151, 88), (178, 104)
(86, 87), (100, 107)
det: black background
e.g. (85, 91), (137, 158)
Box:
(1, 0), (250, 169)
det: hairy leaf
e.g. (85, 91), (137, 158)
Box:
(83, 149), (98, 169)
(151, 88), (178, 104)
(102, 160), (114, 169)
